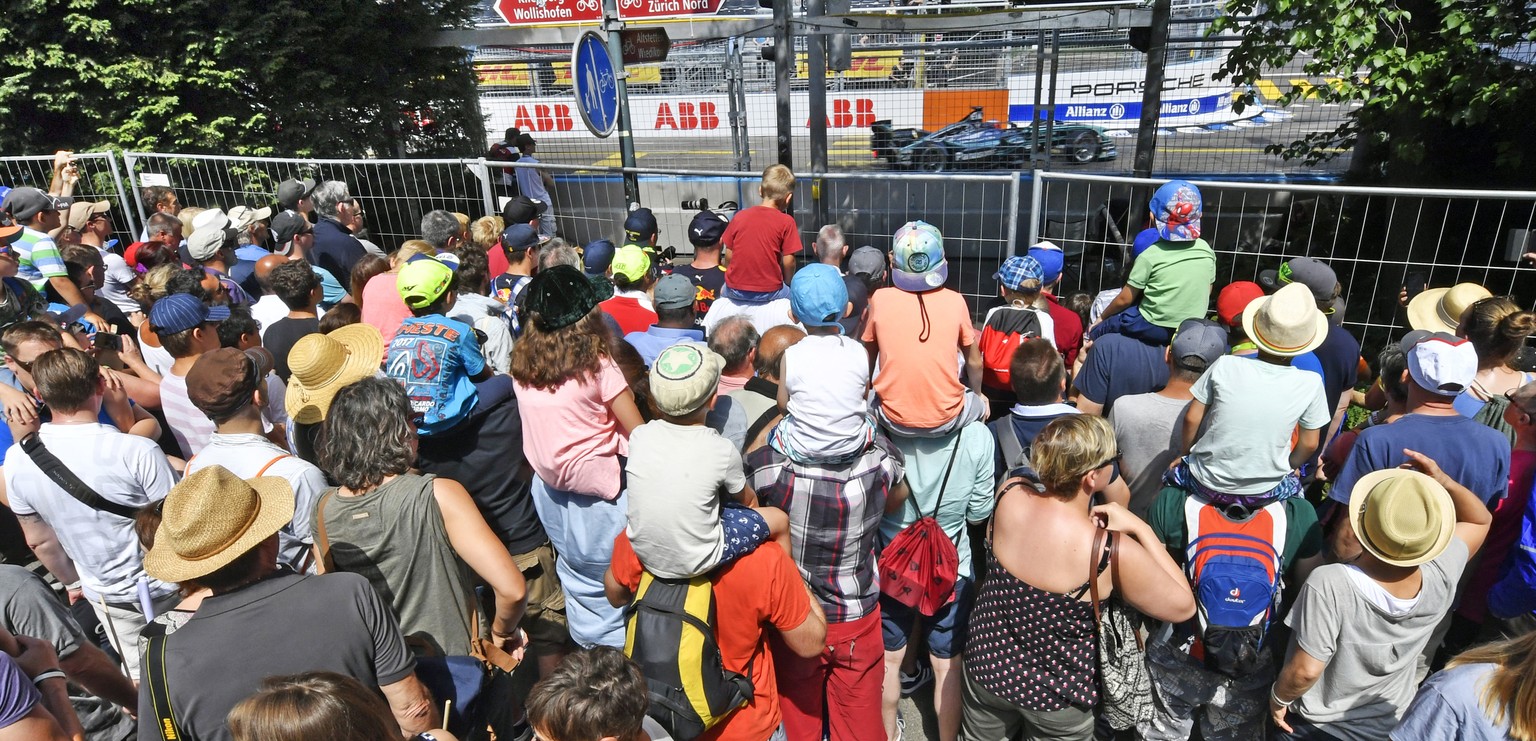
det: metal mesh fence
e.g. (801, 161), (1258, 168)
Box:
(122, 153), (494, 254)
(1032, 171), (1536, 355)
(0, 153), (138, 245)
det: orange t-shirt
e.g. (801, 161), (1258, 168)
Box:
(861, 287), (975, 429)
(610, 534), (811, 741)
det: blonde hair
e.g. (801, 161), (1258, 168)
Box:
(452, 212), (470, 233)
(1462, 296), (1535, 367)
(129, 263), (179, 306)
(1447, 630), (1536, 741)
(470, 215), (505, 252)
(390, 239), (437, 270)
(760, 164), (795, 202)
(1030, 415), (1117, 496)
(178, 207), (207, 238)
(1003, 280), (1043, 305)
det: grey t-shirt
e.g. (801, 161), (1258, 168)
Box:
(1188, 355), (1330, 495)
(1108, 392), (1189, 518)
(0, 565), (135, 741)
(1285, 538), (1471, 741)
(139, 571), (416, 741)
(625, 420), (748, 579)
(1391, 662), (1511, 741)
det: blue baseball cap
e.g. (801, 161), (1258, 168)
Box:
(1132, 227), (1162, 258)
(501, 223), (539, 253)
(993, 255), (1044, 292)
(1149, 180), (1202, 242)
(583, 239), (616, 276)
(623, 207), (659, 241)
(149, 293), (231, 335)
(790, 263), (848, 331)
(688, 210), (727, 246)
(891, 221), (947, 292)
(1027, 241), (1065, 285)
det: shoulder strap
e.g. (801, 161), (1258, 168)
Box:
(989, 416), (1025, 471)
(20, 433), (139, 520)
(923, 435), (965, 520)
(744, 407), (781, 451)
(254, 454), (291, 477)
(313, 490), (336, 573)
(143, 632), (181, 740)
(1089, 528), (1109, 629)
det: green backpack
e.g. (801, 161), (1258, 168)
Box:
(624, 573), (753, 741)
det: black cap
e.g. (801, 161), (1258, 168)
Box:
(688, 210), (727, 246)
(502, 196), (546, 225)
(623, 208), (659, 242)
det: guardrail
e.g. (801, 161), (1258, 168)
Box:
(0, 153), (138, 243)
(1031, 171), (1536, 353)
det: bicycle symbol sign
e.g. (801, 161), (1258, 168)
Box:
(571, 32), (619, 138)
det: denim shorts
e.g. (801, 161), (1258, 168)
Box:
(880, 575), (974, 659)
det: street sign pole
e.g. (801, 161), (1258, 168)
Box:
(773, 0), (793, 168)
(603, 0), (640, 206)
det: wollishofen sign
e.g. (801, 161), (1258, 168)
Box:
(494, 0), (602, 26)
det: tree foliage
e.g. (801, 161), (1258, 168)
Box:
(1214, 0), (1536, 185)
(0, 0), (484, 158)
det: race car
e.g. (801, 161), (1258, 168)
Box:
(871, 107), (1118, 170)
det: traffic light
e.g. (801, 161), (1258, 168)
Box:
(1128, 25), (1152, 53)
(826, 0), (852, 71)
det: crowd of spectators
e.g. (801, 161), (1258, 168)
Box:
(0, 152), (1532, 741)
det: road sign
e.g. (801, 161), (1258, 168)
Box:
(494, 0), (602, 26)
(571, 31), (620, 138)
(617, 0), (724, 20)
(621, 28), (671, 64)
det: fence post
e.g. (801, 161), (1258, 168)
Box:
(1006, 171), (1022, 257)
(1027, 169), (1044, 247)
(123, 152), (149, 235)
(470, 158), (497, 220)
(104, 152), (139, 240)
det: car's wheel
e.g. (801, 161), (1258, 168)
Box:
(916, 144), (948, 172)
(1069, 131), (1099, 164)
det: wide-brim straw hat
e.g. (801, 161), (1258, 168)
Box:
(1348, 468), (1455, 568)
(1240, 282), (1328, 358)
(145, 466), (295, 583)
(1407, 282), (1491, 335)
(285, 323), (383, 425)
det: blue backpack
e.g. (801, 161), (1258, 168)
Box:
(1182, 497), (1287, 676)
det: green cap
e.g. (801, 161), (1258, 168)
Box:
(397, 257), (455, 309)
(611, 244), (653, 284)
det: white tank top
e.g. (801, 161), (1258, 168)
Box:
(779, 334), (873, 460)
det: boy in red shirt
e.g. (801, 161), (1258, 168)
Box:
(722, 165), (802, 302)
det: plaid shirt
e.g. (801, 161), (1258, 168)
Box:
(747, 434), (905, 622)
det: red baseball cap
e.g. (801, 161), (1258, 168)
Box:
(1217, 281), (1265, 327)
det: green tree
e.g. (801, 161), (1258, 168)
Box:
(1214, 0), (1536, 186)
(0, 0), (483, 158)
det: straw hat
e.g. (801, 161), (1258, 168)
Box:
(1407, 282), (1491, 335)
(144, 466), (295, 583)
(1240, 282), (1328, 358)
(285, 323), (383, 424)
(1348, 468), (1455, 567)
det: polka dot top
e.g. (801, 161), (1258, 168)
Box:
(964, 546), (1106, 712)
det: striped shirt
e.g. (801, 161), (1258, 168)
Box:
(161, 371), (215, 458)
(747, 433), (905, 622)
(14, 227), (67, 288)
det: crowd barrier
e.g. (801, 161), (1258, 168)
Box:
(4, 150), (1531, 349)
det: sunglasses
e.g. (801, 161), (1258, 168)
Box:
(1080, 450), (1121, 478)
(1505, 388), (1536, 416)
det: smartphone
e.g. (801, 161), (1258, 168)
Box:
(1404, 271), (1428, 301)
(94, 333), (121, 352)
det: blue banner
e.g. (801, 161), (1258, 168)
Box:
(1008, 93), (1232, 125)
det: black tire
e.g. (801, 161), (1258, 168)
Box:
(916, 144), (948, 172)
(1069, 131), (1099, 164)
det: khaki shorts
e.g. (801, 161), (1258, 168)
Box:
(513, 543), (572, 656)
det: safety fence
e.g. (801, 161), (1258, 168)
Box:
(1031, 171), (1536, 354)
(0, 153), (138, 244)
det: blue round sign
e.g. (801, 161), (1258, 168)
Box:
(572, 31), (619, 138)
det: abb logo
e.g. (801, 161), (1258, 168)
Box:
(511, 104), (576, 132)
(809, 99), (876, 128)
(655, 102), (720, 130)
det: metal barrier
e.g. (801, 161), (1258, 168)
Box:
(122, 153), (495, 251)
(0, 153), (139, 244)
(1031, 171), (1536, 353)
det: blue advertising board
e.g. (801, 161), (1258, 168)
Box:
(1008, 93), (1232, 126)
(572, 31), (619, 138)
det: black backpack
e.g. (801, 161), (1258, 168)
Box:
(624, 573), (753, 740)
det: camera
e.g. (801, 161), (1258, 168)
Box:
(681, 198), (709, 211)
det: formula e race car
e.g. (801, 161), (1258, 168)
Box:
(871, 107), (1118, 170)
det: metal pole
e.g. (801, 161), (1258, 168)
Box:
(1007, 171), (1022, 256)
(471, 158), (497, 217)
(1028, 169), (1044, 246)
(1132, 0), (1171, 179)
(774, 0), (794, 168)
(1030, 35), (1046, 170)
(727, 37), (751, 172)
(807, 0), (827, 226)
(123, 153), (150, 233)
(104, 151), (139, 240)
(603, 0), (641, 206)
(1043, 30), (1059, 172)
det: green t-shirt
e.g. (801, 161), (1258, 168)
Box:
(1126, 238), (1216, 328)
(1145, 485), (1322, 570)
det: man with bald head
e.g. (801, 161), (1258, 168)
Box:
(250, 254), (318, 339)
(728, 324), (806, 448)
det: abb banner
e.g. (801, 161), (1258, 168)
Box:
(485, 91), (926, 139)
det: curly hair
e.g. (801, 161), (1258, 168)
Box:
(319, 377), (416, 492)
(510, 308), (611, 391)
(527, 647), (649, 741)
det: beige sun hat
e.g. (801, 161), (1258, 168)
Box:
(1348, 468), (1456, 567)
(1240, 282), (1329, 358)
(284, 323), (383, 424)
(1407, 282), (1492, 335)
(144, 466), (295, 583)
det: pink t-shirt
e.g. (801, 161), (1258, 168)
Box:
(362, 273), (413, 350)
(514, 359), (631, 500)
